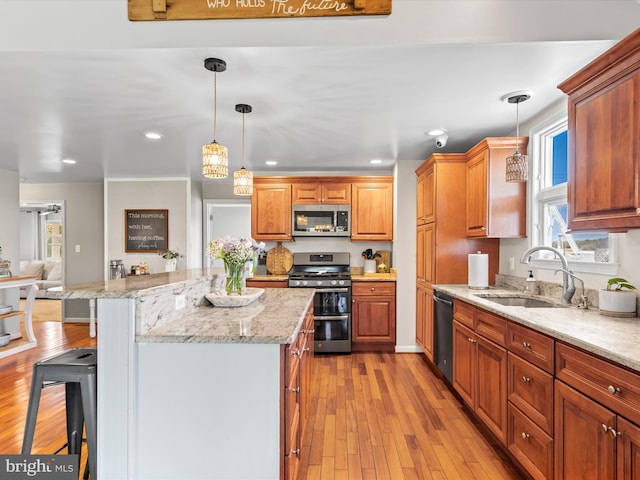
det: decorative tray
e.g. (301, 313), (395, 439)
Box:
(0, 305), (13, 315)
(205, 288), (265, 308)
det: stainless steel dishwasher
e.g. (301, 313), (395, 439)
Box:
(433, 291), (454, 382)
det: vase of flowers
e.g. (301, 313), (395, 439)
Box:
(207, 237), (265, 296)
(159, 248), (183, 272)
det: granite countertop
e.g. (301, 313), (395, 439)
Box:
(434, 284), (640, 372)
(137, 288), (315, 345)
(249, 273), (397, 282)
(46, 268), (222, 299)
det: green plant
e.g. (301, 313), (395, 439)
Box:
(159, 248), (183, 260)
(606, 277), (637, 291)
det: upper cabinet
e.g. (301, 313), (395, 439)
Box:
(465, 137), (528, 238)
(292, 180), (351, 205)
(558, 28), (640, 231)
(416, 161), (435, 225)
(251, 178), (292, 241)
(351, 178), (394, 241)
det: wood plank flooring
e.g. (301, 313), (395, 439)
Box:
(300, 353), (526, 480)
(0, 321), (524, 479)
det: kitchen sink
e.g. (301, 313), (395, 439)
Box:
(473, 294), (563, 308)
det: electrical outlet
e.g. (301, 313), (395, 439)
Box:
(175, 294), (186, 310)
(509, 257), (515, 270)
(75, 245), (81, 253)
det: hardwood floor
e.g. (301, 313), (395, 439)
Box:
(0, 322), (523, 479)
(0, 321), (96, 462)
(20, 298), (62, 322)
(300, 353), (526, 480)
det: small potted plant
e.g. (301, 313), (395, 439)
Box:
(599, 277), (637, 317)
(159, 248), (183, 272)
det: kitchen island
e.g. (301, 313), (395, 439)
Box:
(51, 269), (315, 480)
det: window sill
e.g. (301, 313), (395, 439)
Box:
(527, 258), (619, 276)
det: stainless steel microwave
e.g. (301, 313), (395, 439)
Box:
(292, 204), (351, 237)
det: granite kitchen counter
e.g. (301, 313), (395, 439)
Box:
(137, 288), (314, 344)
(434, 284), (640, 371)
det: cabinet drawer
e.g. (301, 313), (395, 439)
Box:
(507, 403), (553, 480)
(556, 342), (640, 425)
(454, 300), (475, 328)
(507, 322), (554, 373)
(352, 281), (395, 296)
(508, 353), (554, 435)
(476, 309), (507, 348)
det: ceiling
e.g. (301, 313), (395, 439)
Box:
(0, 1), (638, 186)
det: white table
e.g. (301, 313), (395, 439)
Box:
(0, 276), (38, 359)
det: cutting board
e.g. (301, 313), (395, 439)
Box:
(266, 242), (293, 275)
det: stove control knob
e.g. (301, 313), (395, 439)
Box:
(338, 280), (345, 286)
(317, 281), (323, 286)
(302, 280), (308, 286)
(331, 280), (338, 286)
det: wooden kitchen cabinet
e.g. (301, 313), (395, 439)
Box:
(416, 222), (434, 285)
(465, 137), (528, 238)
(416, 161), (435, 225)
(351, 178), (394, 241)
(252, 178), (292, 241)
(245, 279), (288, 289)
(352, 281), (396, 352)
(452, 300), (508, 444)
(415, 284), (434, 361)
(291, 180), (351, 204)
(558, 28), (640, 231)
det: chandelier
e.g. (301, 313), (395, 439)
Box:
(504, 92), (531, 183)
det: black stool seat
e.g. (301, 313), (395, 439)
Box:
(22, 348), (97, 479)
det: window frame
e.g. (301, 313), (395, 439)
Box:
(527, 110), (619, 275)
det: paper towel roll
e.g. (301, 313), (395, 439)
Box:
(468, 252), (489, 289)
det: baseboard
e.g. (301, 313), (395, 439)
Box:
(395, 345), (423, 353)
(63, 317), (91, 323)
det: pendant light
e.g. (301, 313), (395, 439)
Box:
(504, 92), (531, 183)
(202, 58), (228, 179)
(233, 103), (253, 196)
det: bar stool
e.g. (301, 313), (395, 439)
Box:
(22, 347), (97, 479)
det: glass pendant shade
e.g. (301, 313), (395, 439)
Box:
(233, 167), (253, 196)
(202, 141), (228, 178)
(505, 150), (528, 183)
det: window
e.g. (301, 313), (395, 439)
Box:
(46, 221), (63, 260)
(529, 111), (618, 274)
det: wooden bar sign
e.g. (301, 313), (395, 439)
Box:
(128, 0), (392, 21)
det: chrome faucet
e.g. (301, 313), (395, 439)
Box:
(520, 246), (575, 304)
(554, 268), (589, 309)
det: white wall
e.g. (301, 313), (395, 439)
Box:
(105, 178), (190, 275)
(394, 160), (424, 352)
(0, 170), (21, 335)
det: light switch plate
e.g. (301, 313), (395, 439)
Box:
(175, 294), (186, 310)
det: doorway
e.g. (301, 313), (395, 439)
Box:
(203, 200), (251, 268)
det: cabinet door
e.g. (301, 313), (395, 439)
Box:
(292, 183), (322, 204)
(291, 181), (351, 204)
(252, 182), (292, 241)
(466, 150), (488, 237)
(568, 70), (640, 230)
(321, 182), (351, 204)
(618, 417), (640, 480)
(476, 334), (508, 444)
(554, 380), (616, 480)
(352, 295), (396, 345)
(351, 182), (393, 241)
(416, 163), (435, 225)
(416, 284), (433, 361)
(416, 223), (434, 285)
(507, 403), (554, 480)
(453, 320), (476, 406)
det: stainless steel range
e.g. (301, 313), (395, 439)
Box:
(288, 252), (351, 353)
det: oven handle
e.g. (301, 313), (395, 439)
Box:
(314, 315), (350, 321)
(314, 287), (350, 293)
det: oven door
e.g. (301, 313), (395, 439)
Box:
(314, 314), (351, 353)
(313, 287), (350, 315)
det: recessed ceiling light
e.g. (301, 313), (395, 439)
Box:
(144, 132), (164, 140)
(265, 160), (278, 166)
(427, 128), (447, 136)
(62, 158), (76, 164)
(370, 159), (383, 164)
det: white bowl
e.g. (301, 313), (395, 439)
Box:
(205, 288), (265, 308)
(0, 334), (11, 347)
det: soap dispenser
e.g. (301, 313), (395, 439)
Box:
(525, 270), (537, 294)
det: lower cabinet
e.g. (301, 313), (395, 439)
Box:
(283, 307), (314, 480)
(352, 281), (396, 352)
(415, 284), (434, 361)
(246, 279), (288, 288)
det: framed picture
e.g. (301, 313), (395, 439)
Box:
(124, 209), (168, 253)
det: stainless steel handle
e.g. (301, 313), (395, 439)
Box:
(371, 287), (375, 291)
(288, 387), (300, 393)
(602, 424), (609, 433)
(468, 338), (476, 343)
(316, 287), (350, 293)
(304, 347), (310, 352)
(522, 342), (531, 350)
(315, 315), (349, 321)
(607, 427), (622, 438)
(433, 296), (453, 306)
(522, 376), (530, 383)
(481, 226), (486, 231)
(608, 385), (621, 395)
(521, 432), (530, 440)
(309, 329), (315, 334)
(290, 449), (300, 456)
(291, 350), (300, 357)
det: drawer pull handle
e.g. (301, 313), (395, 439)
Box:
(522, 342), (531, 350)
(309, 329), (315, 334)
(522, 376), (531, 383)
(607, 427), (622, 439)
(521, 432), (530, 440)
(290, 449), (300, 456)
(291, 350), (300, 357)
(468, 338), (477, 343)
(608, 385), (621, 395)
(304, 347), (310, 352)
(288, 387), (300, 393)
(371, 287), (375, 291)
(602, 424), (609, 433)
